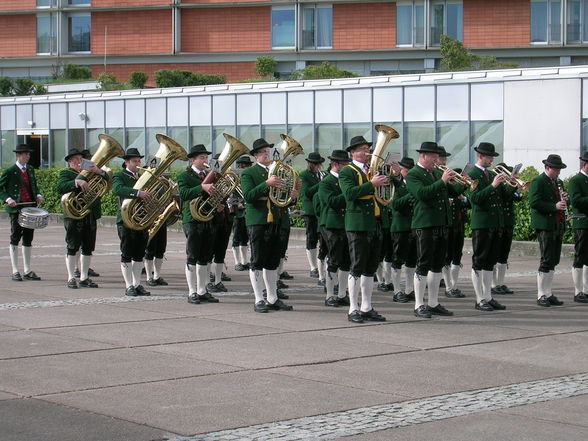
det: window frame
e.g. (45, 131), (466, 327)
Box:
(567, 0), (588, 44)
(396, 0), (426, 48)
(36, 12), (58, 55)
(531, 0), (563, 45)
(301, 3), (333, 50)
(271, 5), (297, 49)
(429, 0), (463, 47)
(67, 12), (91, 53)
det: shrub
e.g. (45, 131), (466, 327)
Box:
(0, 76), (13, 96)
(289, 62), (357, 80)
(154, 69), (226, 88)
(13, 78), (37, 96)
(255, 56), (277, 78)
(63, 63), (93, 80)
(97, 73), (122, 91)
(128, 71), (148, 89)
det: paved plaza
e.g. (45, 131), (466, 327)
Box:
(0, 217), (587, 441)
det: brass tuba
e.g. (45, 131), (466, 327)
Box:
(61, 134), (124, 219)
(368, 124), (400, 206)
(121, 134), (188, 232)
(268, 134), (304, 207)
(190, 133), (250, 222)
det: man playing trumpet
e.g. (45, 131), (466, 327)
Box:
(568, 151), (588, 303)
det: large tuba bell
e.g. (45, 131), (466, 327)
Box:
(268, 134), (304, 207)
(121, 134), (188, 232)
(61, 134), (124, 219)
(368, 124), (400, 206)
(190, 133), (250, 222)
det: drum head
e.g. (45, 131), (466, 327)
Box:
(21, 207), (46, 216)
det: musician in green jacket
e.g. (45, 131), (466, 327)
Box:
(230, 155), (253, 271)
(466, 142), (508, 312)
(566, 151), (588, 303)
(177, 144), (219, 305)
(241, 138), (294, 313)
(56, 148), (108, 289)
(528, 154), (567, 307)
(112, 148), (152, 297)
(339, 135), (388, 324)
(405, 142), (456, 319)
(0, 144), (44, 282)
(318, 149), (352, 308)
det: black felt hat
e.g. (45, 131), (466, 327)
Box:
(346, 136), (373, 152)
(398, 156), (415, 169)
(13, 144), (34, 153)
(64, 148), (83, 161)
(496, 162), (513, 173)
(306, 152), (325, 164)
(187, 144), (212, 158)
(474, 142), (499, 157)
(437, 146), (451, 157)
(542, 154), (567, 169)
(250, 138), (274, 155)
(122, 148), (145, 160)
(328, 150), (351, 163)
(80, 149), (92, 159)
(236, 155), (254, 165)
(579, 151), (588, 162)
(416, 141), (439, 154)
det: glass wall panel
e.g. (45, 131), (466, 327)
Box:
(68, 102), (85, 129)
(404, 86), (434, 121)
(343, 124), (371, 150)
(86, 128), (102, 153)
(567, 0), (582, 42)
(190, 96), (212, 126)
(343, 89), (371, 123)
(271, 6), (295, 48)
(397, 4), (413, 45)
(446, 1), (463, 42)
(105, 128), (124, 147)
(437, 84), (468, 121)
(288, 92), (313, 124)
(167, 127), (188, 170)
(582, 119), (588, 151)
(261, 125), (285, 145)
(69, 128), (85, 149)
(1, 131), (16, 168)
(147, 127), (166, 158)
(213, 126), (235, 155)
(316, 6), (333, 48)
(33, 104), (49, 128)
(167, 97), (188, 127)
(437, 121), (469, 168)
(470, 83), (503, 121)
(405, 122), (435, 160)
(51, 130), (67, 168)
(213, 95), (235, 126)
(315, 90), (341, 123)
(373, 88), (403, 123)
(126, 128), (146, 153)
(373, 122), (404, 156)
(68, 14), (91, 52)
(1, 106), (16, 130)
(471, 121), (504, 158)
(190, 127), (211, 148)
(146, 99), (166, 127)
(105, 100), (124, 128)
(17, 105), (33, 130)
(237, 94), (260, 125)
(431, 2), (444, 45)
(531, 0), (548, 42)
(262, 93), (286, 125)
(237, 125), (259, 148)
(86, 101), (104, 129)
(125, 99), (145, 128)
(288, 124), (313, 153)
(316, 124), (341, 160)
(550, 0), (562, 43)
(49, 103), (66, 128)
(37, 14), (56, 54)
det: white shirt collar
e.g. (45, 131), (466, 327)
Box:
(352, 159), (367, 171)
(475, 163), (486, 171)
(581, 170), (588, 178)
(256, 162), (269, 171)
(16, 161), (26, 170)
(191, 165), (205, 174)
(330, 170), (339, 178)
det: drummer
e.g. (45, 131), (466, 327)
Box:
(0, 144), (45, 281)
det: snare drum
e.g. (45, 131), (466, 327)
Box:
(18, 207), (50, 229)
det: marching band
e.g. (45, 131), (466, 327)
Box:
(2, 127), (588, 322)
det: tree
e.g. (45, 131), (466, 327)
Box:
(439, 35), (518, 72)
(289, 62), (357, 80)
(0, 76), (13, 96)
(255, 56), (277, 78)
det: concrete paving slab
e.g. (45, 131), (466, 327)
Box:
(0, 347), (240, 396)
(42, 370), (399, 436)
(0, 323), (19, 332)
(113, 296), (257, 317)
(0, 398), (169, 441)
(0, 391), (19, 401)
(497, 395), (588, 428)
(339, 408), (588, 441)
(0, 329), (115, 359)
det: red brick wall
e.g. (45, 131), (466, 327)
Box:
(0, 0), (35, 10)
(92, 10), (172, 54)
(0, 15), (36, 57)
(464, 0), (530, 47)
(182, 0), (269, 4)
(90, 62), (256, 86)
(333, 2), (395, 50)
(92, 0), (168, 6)
(181, 7), (269, 52)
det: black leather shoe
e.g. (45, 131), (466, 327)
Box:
(406, 291), (415, 301)
(23, 271), (41, 281)
(377, 283), (389, 292)
(11, 272), (22, 282)
(386, 283), (395, 291)
(488, 298), (506, 310)
(73, 269), (81, 278)
(491, 286), (505, 295)
(244, 263), (251, 270)
(67, 278), (78, 289)
(254, 300), (268, 313)
(414, 305), (432, 318)
(221, 272), (231, 282)
(125, 286), (138, 297)
(348, 310), (364, 323)
(277, 289), (289, 300)
(500, 285), (514, 294)
(574, 293), (588, 303)
(214, 282), (228, 293)
(146, 278), (158, 287)
(309, 269), (319, 278)
(324, 296), (340, 307)
(537, 295), (551, 307)
(360, 309), (386, 321)
(429, 304), (453, 316)
(266, 299), (293, 311)
(277, 279), (289, 289)
(187, 293), (200, 304)
(199, 292), (220, 303)
(135, 285), (151, 296)
(88, 268), (100, 277)
(475, 299), (494, 311)
(279, 271), (293, 280)
(445, 289), (462, 298)
(79, 278), (98, 288)
(393, 292), (410, 303)
(234, 264), (246, 271)
(547, 295), (564, 306)
(337, 295), (350, 306)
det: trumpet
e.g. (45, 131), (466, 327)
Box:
(492, 164), (529, 191)
(436, 165), (479, 191)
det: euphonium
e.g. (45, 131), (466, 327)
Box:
(268, 134), (304, 208)
(121, 134), (188, 231)
(190, 133), (250, 222)
(436, 164), (479, 191)
(493, 164), (529, 191)
(61, 134), (124, 219)
(368, 124), (400, 206)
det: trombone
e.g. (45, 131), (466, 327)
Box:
(492, 164), (529, 192)
(436, 165), (479, 191)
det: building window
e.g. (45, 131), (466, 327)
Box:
(302, 4), (332, 49)
(37, 14), (57, 54)
(567, 0), (588, 43)
(36, 0), (56, 7)
(430, 1), (463, 46)
(397, 1), (425, 46)
(69, 0), (91, 6)
(531, 0), (562, 44)
(68, 14), (91, 52)
(272, 6), (296, 48)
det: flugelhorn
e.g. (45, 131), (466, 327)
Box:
(492, 164), (529, 191)
(435, 164), (479, 191)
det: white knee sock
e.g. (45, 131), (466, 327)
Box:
(9, 245), (18, 274)
(583, 266), (588, 294)
(405, 266), (416, 293)
(337, 270), (349, 298)
(414, 272), (427, 309)
(306, 248), (318, 271)
(154, 257), (163, 280)
(121, 262), (133, 288)
(22, 246), (32, 274)
(391, 267), (402, 294)
(481, 270), (493, 301)
(65, 255), (77, 280)
(196, 264), (209, 296)
(232, 247), (240, 266)
(249, 269), (265, 303)
(442, 265), (451, 291)
(144, 259), (155, 280)
(185, 264), (197, 295)
(360, 275), (374, 313)
(214, 262), (223, 284)
(495, 262), (507, 287)
(239, 245), (248, 265)
(383, 261), (393, 285)
(325, 271), (337, 299)
(263, 269), (278, 304)
(545, 270), (555, 297)
(317, 259), (326, 281)
(348, 274), (360, 314)
(376, 263), (384, 284)
(278, 257), (285, 275)
(427, 271), (442, 307)
(80, 254), (91, 281)
(537, 271), (547, 299)
(450, 264), (461, 289)
(131, 261), (143, 287)
(471, 269), (484, 303)
(572, 267), (583, 295)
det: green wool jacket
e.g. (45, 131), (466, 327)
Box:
(299, 169), (322, 217)
(467, 166), (513, 229)
(313, 192), (323, 228)
(318, 172), (346, 230)
(339, 163), (378, 232)
(568, 171), (588, 230)
(529, 172), (564, 231)
(240, 163), (282, 227)
(405, 165), (453, 229)
(390, 178), (414, 233)
(0, 164), (41, 214)
(112, 169), (141, 224)
(177, 167), (206, 224)
(56, 168), (108, 220)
